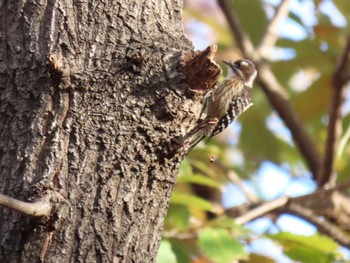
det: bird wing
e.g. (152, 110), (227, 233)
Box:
(208, 86), (252, 139)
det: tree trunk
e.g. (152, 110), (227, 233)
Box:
(0, 1), (214, 262)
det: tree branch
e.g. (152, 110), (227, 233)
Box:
(294, 178), (350, 204)
(217, 0), (321, 178)
(258, 0), (292, 58)
(234, 196), (289, 225)
(257, 65), (321, 178)
(318, 32), (350, 187)
(164, 181), (350, 246)
(224, 180), (350, 248)
(0, 193), (53, 217)
(163, 230), (197, 240)
(217, 0), (257, 59)
(286, 203), (350, 249)
(227, 171), (259, 203)
(226, 179), (350, 219)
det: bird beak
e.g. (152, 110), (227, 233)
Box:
(223, 60), (230, 66)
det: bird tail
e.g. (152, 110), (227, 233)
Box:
(188, 133), (206, 152)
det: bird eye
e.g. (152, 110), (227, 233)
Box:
(240, 61), (249, 67)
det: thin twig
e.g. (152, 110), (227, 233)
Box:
(224, 180), (350, 247)
(258, 0), (292, 58)
(165, 180), (350, 246)
(226, 179), (350, 221)
(337, 123), (350, 158)
(163, 230), (197, 240)
(227, 171), (259, 203)
(234, 196), (289, 225)
(225, 180), (350, 248)
(318, 33), (350, 187)
(295, 178), (350, 203)
(225, 181), (350, 248)
(217, 0), (321, 178)
(0, 193), (52, 217)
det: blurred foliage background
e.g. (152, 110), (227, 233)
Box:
(157, 0), (350, 262)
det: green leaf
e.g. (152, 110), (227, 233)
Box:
(178, 159), (193, 177)
(275, 38), (334, 72)
(165, 204), (190, 231)
(187, 159), (221, 179)
(198, 228), (247, 263)
(334, 0), (350, 20)
(240, 110), (291, 164)
(288, 11), (308, 30)
(271, 232), (339, 253)
(336, 115), (350, 183)
(206, 216), (250, 237)
(168, 239), (191, 263)
(184, 8), (233, 46)
(336, 114), (350, 158)
(229, 0), (268, 45)
(156, 240), (178, 263)
(270, 232), (340, 263)
(314, 24), (342, 48)
(292, 73), (331, 122)
(177, 173), (222, 188)
(170, 191), (216, 212)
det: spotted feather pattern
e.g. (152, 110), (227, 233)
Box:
(189, 59), (257, 149)
(208, 87), (252, 139)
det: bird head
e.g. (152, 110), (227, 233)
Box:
(223, 59), (257, 88)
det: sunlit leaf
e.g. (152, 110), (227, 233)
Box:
(206, 216), (249, 237)
(337, 114), (350, 159)
(156, 240), (178, 263)
(179, 159), (194, 177)
(168, 239), (191, 263)
(335, 114), (350, 183)
(180, 1), (350, 262)
(170, 191), (216, 212)
(165, 204), (190, 231)
(240, 113), (293, 165)
(289, 11), (308, 30)
(238, 88), (299, 166)
(177, 173), (222, 188)
(333, 0), (350, 20)
(198, 228), (247, 263)
(275, 38), (334, 72)
(270, 232), (340, 263)
(272, 232), (339, 252)
(292, 74), (331, 122)
(187, 159), (222, 179)
(184, 8), (233, 46)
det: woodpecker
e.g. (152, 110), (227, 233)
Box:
(188, 59), (257, 148)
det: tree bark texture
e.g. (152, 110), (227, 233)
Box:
(0, 0), (209, 262)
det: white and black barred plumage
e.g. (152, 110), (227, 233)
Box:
(208, 87), (252, 139)
(189, 59), (257, 148)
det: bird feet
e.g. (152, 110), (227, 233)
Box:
(184, 118), (218, 140)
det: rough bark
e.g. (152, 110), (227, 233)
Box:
(0, 1), (219, 262)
